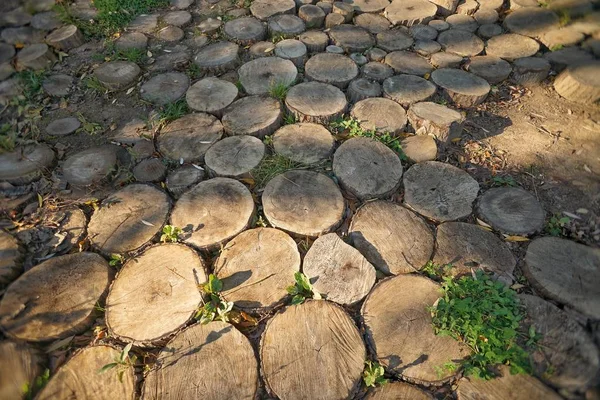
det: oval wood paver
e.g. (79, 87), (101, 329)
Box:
(205, 135), (265, 178)
(271, 123), (334, 165)
(0, 341), (43, 400)
(0, 144), (55, 184)
(0, 231), (21, 287)
(158, 113), (223, 163)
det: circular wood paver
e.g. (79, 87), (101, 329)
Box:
(329, 24), (375, 53)
(222, 95), (282, 138)
(351, 97), (407, 134)
(431, 68), (490, 107)
(268, 14), (306, 38)
(214, 228), (300, 310)
(46, 116), (81, 136)
(140, 72), (189, 106)
(285, 82), (347, 124)
(170, 178), (255, 250)
(503, 7), (560, 38)
(94, 60), (141, 91)
(62, 145), (118, 187)
(261, 300), (365, 400)
(485, 33), (540, 61)
(465, 55), (512, 84)
(45, 24), (84, 50)
(185, 77), (238, 117)
(224, 16), (266, 45)
(0, 231), (21, 287)
(88, 184), (170, 255)
(272, 123), (334, 165)
(362, 274), (470, 384)
(348, 0), (391, 13)
(348, 78), (383, 102)
(476, 187), (545, 235)
(193, 41), (240, 74)
(511, 56), (551, 86)
(354, 13), (391, 34)
(142, 321), (258, 400)
(305, 53), (359, 89)
(0, 341), (43, 400)
(106, 244), (205, 346)
(238, 57), (297, 95)
(404, 161), (480, 222)
(158, 113), (223, 163)
(385, 50), (433, 76)
(382, 74), (437, 106)
(376, 30), (414, 52)
(0, 252), (111, 342)
(250, 0), (296, 21)
(42, 73), (74, 96)
(299, 30), (329, 53)
(205, 135), (265, 178)
(16, 43), (56, 70)
(262, 170), (345, 237)
(362, 62), (394, 82)
(523, 237), (600, 319)
(437, 29), (484, 56)
(349, 200), (434, 275)
(407, 101), (465, 143)
(274, 39), (307, 68)
(303, 233), (376, 305)
(554, 61), (600, 104)
(165, 165), (204, 198)
(401, 135), (438, 163)
(366, 382), (433, 399)
(37, 345), (135, 400)
(384, 0), (437, 26)
(0, 144), (55, 185)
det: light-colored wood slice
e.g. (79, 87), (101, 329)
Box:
(224, 17), (266, 45)
(447, 14), (478, 31)
(62, 145), (118, 187)
(366, 382), (433, 399)
(385, 50), (432, 76)
(325, 12), (346, 28)
(523, 237), (600, 319)
(133, 158), (166, 182)
(142, 321), (258, 400)
(348, 78), (382, 102)
(238, 57), (297, 95)
(250, 0), (296, 21)
(88, 184), (170, 255)
(158, 113), (223, 163)
(329, 24), (375, 53)
(485, 33), (540, 61)
(46, 116), (80, 136)
(333, 2), (355, 22)
(382, 74), (437, 107)
(45, 24), (83, 50)
(42, 73), (73, 96)
(171, 178), (255, 250)
(437, 29), (484, 56)
(0, 252), (111, 342)
(0, 144), (55, 184)
(94, 61), (141, 91)
(162, 10), (192, 27)
(354, 13), (391, 34)
(262, 170), (345, 237)
(351, 97), (407, 134)
(196, 18), (222, 35)
(205, 135), (265, 178)
(140, 72), (189, 106)
(430, 0), (460, 16)
(476, 187), (545, 235)
(401, 135), (438, 162)
(479, 0), (505, 9)
(503, 8), (559, 38)
(268, 15), (306, 38)
(249, 40), (276, 58)
(272, 123), (334, 165)
(299, 5), (326, 28)
(299, 30), (329, 53)
(165, 165), (204, 198)
(274, 39), (307, 68)
(474, 9), (497, 24)
(261, 300), (365, 400)
(285, 82), (347, 124)
(376, 30), (413, 52)
(404, 161), (479, 221)
(222, 96), (282, 138)
(303, 233), (376, 305)
(16, 43), (56, 70)
(362, 274), (470, 384)
(384, 0), (438, 26)
(361, 62), (393, 82)
(185, 77), (238, 117)
(305, 53), (358, 89)
(37, 345), (135, 400)
(128, 13), (158, 33)
(346, 0), (391, 13)
(539, 27), (584, 49)
(431, 68), (490, 107)
(465, 55), (511, 84)
(0, 341), (43, 400)
(511, 56), (550, 86)
(214, 228), (300, 310)
(0, 231), (21, 287)
(554, 61), (600, 104)
(193, 41), (240, 75)
(431, 51), (463, 68)
(407, 101), (465, 143)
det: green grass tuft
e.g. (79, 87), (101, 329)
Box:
(268, 81), (290, 101)
(157, 100), (189, 126)
(251, 154), (303, 187)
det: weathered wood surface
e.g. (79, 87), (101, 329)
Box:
(16, 43), (56, 70)
(407, 101), (464, 142)
(305, 53), (358, 89)
(437, 29), (483, 56)
(465, 55), (512, 84)
(62, 145), (118, 187)
(274, 39), (307, 68)
(272, 123), (334, 165)
(140, 72), (189, 106)
(385, 50), (433, 76)
(193, 41), (240, 74)
(224, 16), (266, 45)
(250, 0), (296, 21)
(362, 62), (394, 82)
(366, 381), (433, 399)
(0, 144), (55, 184)
(133, 158), (167, 182)
(384, 0), (437, 26)
(94, 61), (140, 91)
(376, 30), (413, 52)
(554, 61), (600, 104)
(165, 165), (204, 198)
(0, 230), (21, 287)
(185, 77), (238, 117)
(329, 24), (375, 53)
(511, 57), (550, 86)
(205, 135), (265, 178)
(0, 341), (43, 400)
(299, 30), (329, 53)
(46, 116), (80, 136)
(268, 15), (306, 38)
(401, 135), (438, 162)
(485, 33), (540, 61)
(503, 8), (560, 37)
(238, 57), (297, 95)
(476, 187), (545, 235)
(45, 24), (84, 50)
(222, 96), (282, 138)
(431, 68), (490, 107)
(348, 78), (383, 102)
(285, 82), (347, 124)
(382, 74), (436, 106)
(158, 113), (223, 163)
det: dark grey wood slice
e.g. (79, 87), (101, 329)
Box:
(511, 56), (550, 86)
(429, 19), (451, 31)
(45, 24), (84, 50)
(62, 145), (118, 187)
(554, 61), (600, 104)
(414, 39), (441, 56)
(262, 170), (345, 237)
(384, 0), (437, 26)
(238, 57), (297, 95)
(349, 201), (434, 274)
(401, 135), (438, 162)
(16, 43), (56, 70)
(214, 228), (300, 310)
(31, 11), (61, 31)
(382, 74), (437, 107)
(366, 382), (433, 400)
(362, 274), (470, 384)
(325, 12), (346, 28)
(205, 135), (265, 178)
(0, 341), (43, 400)
(351, 97), (407, 134)
(268, 14), (306, 38)
(299, 5), (326, 28)
(1, 27), (45, 46)
(0, 62), (14, 81)
(0, 252), (111, 342)
(431, 51), (463, 68)
(106, 244), (205, 346)
(285, 82), (347, 124)
(465, 55), (511, 84)
(437, 29), (484, 56)
(222, 96), (282, 138)
(0, 231), (21, 287)
(261, 300), (365, 400)
(503, 8), (559, 38)
(115, 32), (148, 51)
(299, 30), (329, 53)
(162, 10), (192, 27)
(0, 144), (55, 184)
(46, 116), (80, 136)
(88, 184), (170, 255)
(171, 178), (255, 250)
(128, 13), (158, 33)
(376, 30), (413, 52)
(362, 62), (394, 82)
(94, 60), (141, 91)
(140, 72), (189, 106)
(477, 187), (545, 235)
(37, 346), (135, 400)
(274, 39), (307, 68)
(304, 233), (376, 305)
(407, 101), (465, 142)
(478, 23), (503, 39)
(354, 13), (390, 34)
(519, 294), (599, 391)
(351, 53), (368, 66)
(485, 33), (540, 61)
(143, 321), (258, 399)
(193, 41), (240, 75)
(272, 123), (334, 165)
(329, 24), (375, 53)
(523, 237), (600, 319)
(185, 77), (238, 117)
(447, 14), (478, 32)
(305, 53), (358, 89)
(42, 73), (73, 97)
(133, 158), (166, 182)
(158, 113), (223, 163)
(332, 2), (355, 22)
(148, 50), (189, 73)
(404, 161), (479, 222)
(327, 44), (346, 53)
(165, 165), (204, 198)
(0, 43), (15, 64)
(544, 47), (594, 72)
(250, 0), (296, 21)
(410, 24), (439, 40)
(348, 78), (382, 102)
(224, 16), (266, 45)
(431, 68), (490, 107)
(385, 51), (433, 76)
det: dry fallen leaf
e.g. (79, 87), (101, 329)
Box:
(504, 235), (530, 242)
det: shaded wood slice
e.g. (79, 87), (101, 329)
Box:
(106, 244), (205, 346)
(224, 17), (266, 45)
(275, 39), (307, 68)
(431, 68), (490, 107)
(326, 44), (345, 53)
(0, 231), (21, 287)
(238, 57), (297, 95)
(46, 116), (80, 136)
(0, 61), (15, 80)
(133, 158), (166, 182)
(158, 113), (223, 163)
(477, 23), (503, 39)
(523, 237), (600, 319)
(222, 96), (282, 138)
(155, 25), (184, 42)
(407, 101), (464, 142)
(429, 19), (451, 31)
(185, 77), (238, 117)
(94, 61), (141, 91)
(354, 13), (391, 34)
(262, 170), (345, 237)
(384, 0), (438, 26)
(45, 24), (83, 50)
(0, 252), (111, 342)
(165, 165), (204, 198)
(42, 74), (73, 97)
(304, 233), (376, 304)
(162, 10), (192, 27)
(362, 62), (394, 82)
(385, 51), (432, 76)
(382, 74), (437, 107)
(351, 97), (407, 134)
(325, 12), (346, 28)
(447, 14), (478, 31)
(249, 41), (275, 58)
(511, 56), (550, 86)
(430, 51), (463, 68)
(0, 43), (15, 64)
(148, 51), (189, 73)
(261, 300), (365, 399)
(376, 30), (413, 52)
(272, 123), (334, 165)
(437, 29), (484, 56)
(503, 8), (559, 38)
(37, 346), (135, 400)
(205, 135), (265, 178)
(197, 18), (222, 35)
(171, 178), (255, 250)
(305, 53), (358, 89)
(544, 47), (594, 72)
(140, 72), (189, 106)
(299, 30), (329, 53)
(299, 5), (326, 29)
(0, 341), (43, 400)
(553, 61), (600, 104)
(347, 0), (391, 13)
(519, 294), (599, 391)
(333, 2), (355, 22)
(414, 39), (441, 56)
(348, 78), (382, 102)
(465, 55), (511, 84)
(16, 43), (56, 70)
(0, 144), (55, 184)
(214, 228), (300, 310)
(401, 135), (438, 162)
(476, 187), (545, 235)
(250, 0), (296, 21)
(1, 27), (45, 46)
(285, 82), (347, 124)
(44, 207), (87, 255)
(193, 41), (240, 75)
(128, 13), (159, 33)
(143, 321), (258, 400)
(329, 24), (375, 53)
(404, 161), (479, 221)
(362, 274), (470, 384)
(350, 53), (368, 66)
(268, 15), (306, 38)
(485, 33), (540, 61)
(366, 382), (433, 400)
(410, 25), (439, 40)
(88, 184), (170, 255)
(62, 145), (118, 187)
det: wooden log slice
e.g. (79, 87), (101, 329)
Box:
(437, 29), (484, 56)
(477, 23), (503, 39)
(414, 39), (441, 56)
(171, 178), (255, 250)
(0, 252), (111, 342)
(362, 274), (470, 384)
(272, 123), (334, 165)
(193, 41), (240, 75)
(430, 51), (463, 68)
(142, 321), (258, 399)
(205, 135), (265, 178)
(128, 13), (158, 33)
(350, 53), (368, 66)
(465, 55), (511, 84)
(94, 61), (141, 91)
(303, 233), (376, 304)
(214, 228), (300, 310)
(0, 43), (16, 64)
(476, 187), (545, 235)
(503, 8), (560, 38)
(429, 19), (451, 31)
(553, 61), (600, 104)
(348, 0), (391, 13)
(249, 41), (276, 58)
(196, 18), (222, 35)
(148, 51), (189, 73)
(261, 300), (365, 400)
(0, 144), (55, 184)
(366, 382), (433, 400)
(46, 116), (80, 136)
(140, 72), (189, 106)
(224, 17), (266, 46)
(401, 135), (438, 162)
(384, 0), (438, 26)
(447, 14), (478, 31)
(62, 145), (118, 187)
(185, 77), (238, 117)
(539, 27), (584, 49)
(299, 5), (326, 29)
(305, 53), (358, 89)
(0, 341), (43, 400)
(88, 184), (170, 255)
(285, 82), (347, 124)
(37, 345), (135, 400)
(0, 231), (21, 287)
(299, 30), (329, 53)
(523, 237), (600, 319)
(351, 97), (407, 134)
(238, 57), (297, 95)
(329, 24), (375, 53)
(274, 39), (307, 68)
(544, 47), (594, 72)
(354, 13), (391, 34)
(162, 10), (192, 27)
(382, 74), (437, 107)
(348, 78), (383, 102)
(158, 113), (223, 163)
(268, 15), (306, 39)
(511, 56), (550, 86)
(262, 170), (345, 237)
(325, 13), (346, 28)
(404, 161), (479, 221)
(16, 43), (56, 70)
(155, 25), (185, 43)
(222, 96), (282, 138)
(376, 30), (414, 52)
(431, 68), (490, 107)
(407, 101), (465, 142)
(45, 24), (83, 51)
(385, 50), (433, 76)
(362, 62), (394, 82)
(479, 0), (504, 9)
(250, 0), (296, 21)
(410, 25), (439, 40)
(349, 200), (434, 274)
(326, 44), (345, 53)
(430, 0), (460, 16)
(133, 158), (166, 182)
(333, 2), (355, 22)
(485, 33), (540, 61)
(165, 165), (204, 198)
(42, 73), (73, 97)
